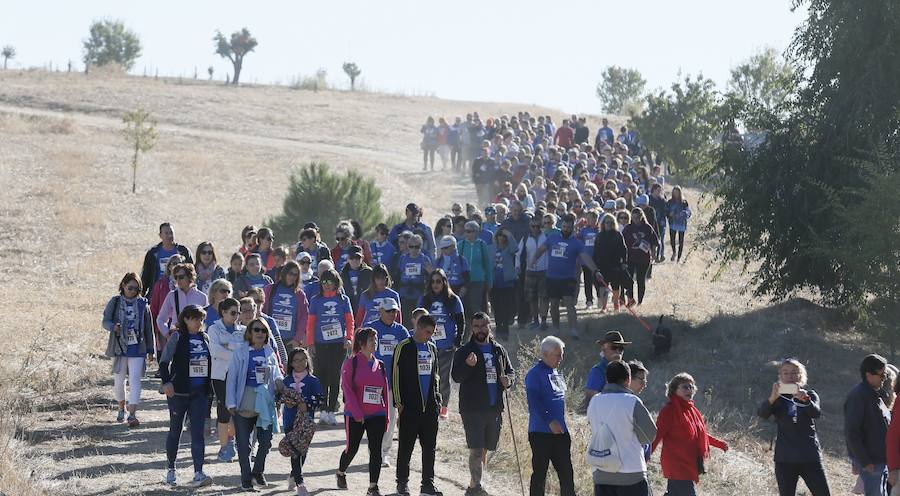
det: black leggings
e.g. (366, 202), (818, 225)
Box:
(774, 461), (831, 496)
(339, 415), (386, 484)
(670, 229), (685, 260)
(626, 262), (650, 304)
(212, 379), (231, 423)
(315, 343), (346, 412)
(285, 421), (307, 484)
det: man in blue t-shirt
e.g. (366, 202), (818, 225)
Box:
(530, 213), (601, 340)
(582, 330), (631, 410)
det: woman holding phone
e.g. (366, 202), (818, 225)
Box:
(757, 358), (830, 496)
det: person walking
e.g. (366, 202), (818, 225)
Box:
(418, 269), (465, 420)
(226, 318), (285, 492)
(102, 273), (155, 427)
(490, 228), (518, 340)
(652, 373), (729, 496)
(159, 305), (214, 488)
(282, 347), (324, 496)
(156, 263), (209, 341)
(337, 327), (390, 496)
(622, 208), (659, 306)
(263, 260), (310, 352)
(368, 299), (410, 468)
(392, 315), (443, 496)
(666, 186), (691, 263)
(587, 360), (657, 496)
(305, 269), (355, 426)
(525, 336), (575, 496)
(583, 331), (630, 408)
(758, 358), (831, 496)
(355, 264), (401, 328)
(140, 222), (193, 298)
(452, 312), (514, 496)
(206, 297), (244, 463)
(845, 354), (891, 496)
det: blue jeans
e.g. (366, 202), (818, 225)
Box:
(664, 479), (696, 496)
(858, 463), (888, 496)
(166, 391), (207, 473)
(234, 413), (273, 486)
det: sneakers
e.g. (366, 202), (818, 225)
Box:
(396, 483), (411, 495)
(421, 484), (444, 496)
(320, 411), (338, 425)
(336, 471), (347, 489)
(252, 473), (267, 487)
(296, 483), (309, 496)
(126, 415), (140, 428)
(465, 485), (489, 496)
(217, 446), (233, 463)
(189, 472), (213, 488)
(366, 486), (381, 496)
(584, 300), (594, 309)
(381, 455), (391, 468)
(240, 482), (258, 492)
(288, 476), (296, 491)
(439, 407), (449, 420)
(164, 468), (176, 486)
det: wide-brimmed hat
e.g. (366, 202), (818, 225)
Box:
(596, 330), (631, 346)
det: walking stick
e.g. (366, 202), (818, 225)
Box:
(504, 389), (527, 496)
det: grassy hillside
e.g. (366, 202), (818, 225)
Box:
(0, 70), (878, 495)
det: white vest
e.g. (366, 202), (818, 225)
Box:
(587, 391), (647, 474)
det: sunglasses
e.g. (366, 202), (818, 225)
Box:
(409, 245), (422, 249)
(124, 285), (140, 292)
(200, 250), (213, 255)
(299, 260), (311, 265)
(251, 327), (267, 334)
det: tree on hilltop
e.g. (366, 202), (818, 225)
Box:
(2, 45), (15, 69)
(83, 20), (142, 72)
(214, 28), (257, 85)
(343, 62), (362, 91)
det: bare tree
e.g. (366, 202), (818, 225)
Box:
(214, 28), (257, 85)
(342, 62), (361, 91)
(2, 45), (16, 70)
(122, 108), (158, 193)
(207, 66), (214, 80)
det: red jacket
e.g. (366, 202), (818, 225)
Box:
(652, 396), (727, 482)
(887, 401), (900, 470)
(149, 277), (171, 350)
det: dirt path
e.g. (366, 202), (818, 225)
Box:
(28, 368), (521, 496)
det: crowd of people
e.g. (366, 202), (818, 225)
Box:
(97, 111), (898, 496)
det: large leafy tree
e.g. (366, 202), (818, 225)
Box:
(83, 20), (142, 71)
(708, 0), (900, 308)
(596, 66), (646, 115)
(214, 28), (257, 85)
(629, 73), (722, 176)
(727, 47), (795, 116)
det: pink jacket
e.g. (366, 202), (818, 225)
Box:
(155, 286), (209, 338)
(341, 353), (389, 425)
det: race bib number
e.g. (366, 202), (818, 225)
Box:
(417, 352), (432, 375)
(585, 237), (596, 247)
(255, 366), (269, 385)
(379, 339), (396, 356)
(321, 322), (343, 341)
(432, 323), (447, 341)
(486, 366), (497, 384)
(274, 315), (292, 332)
(125, 328), (139, 346)
(405, 263), (421, 277)
(551, 246), (566, 258)
(363, 386), (383, 405)
(189, 359), (208, 377)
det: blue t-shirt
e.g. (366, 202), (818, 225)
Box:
(480, 343), (498, 406)
(155, 246), (179, 279)
(370, 240), (396, 269)
(416, 342), (432, 401)
(283, 373), (324, 426)
(525, 360), (568, 433)
(543, 233), (585, 280)
(203, 305), (220, 328)
(397, 253), (431, 299)
(578, 226), (599, 255)
(435, 254), (469, 288)
(309, 293), (353, 344)
(303, 278), (319, 298)
(358, 289), (401, 327)
(585, 357), (609, 393)
(124, 300), (142, 357)
(369, 319), (410, 389)
(418, 295), (464, 350)
(246, 348), (268, 387)
(245, 273), (268, 289)
(479, 229), (494, 246)
(270, 285), (299, 341)
(188, 335), (210, 389)
(335, 246), (351, 272)
(493, 249), (514, 289)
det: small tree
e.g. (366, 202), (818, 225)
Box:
(122, 109), (158, 193)
(596, 66), (647, 115)
(343, 62), (362, 91)
(83, 20), (142, 71)
(207, 65), (214, 80)
(1, 45), (15, 69)
(214, 28), (257, 85)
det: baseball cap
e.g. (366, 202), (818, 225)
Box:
(380, 299), (400, 311)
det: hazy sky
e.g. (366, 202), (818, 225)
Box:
(2, 0), (806, 114)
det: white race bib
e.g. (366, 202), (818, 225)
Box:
(549, 373), (567, 393)
(585, 236), (596, 247)
(274, 315), (292, 332)
(363, 386), (383, 405)
(417, 352), (432, 375)
(255, 366), (269, 385)
(486, 366), (497, 384)
(125, 328), (139, 346)
(379, 338), (396, 357)
(405, 263), (421, 277)
(158, 256), (170, 275)
(432, 323), (447, 341)
(189, 358), (208, 377)
(321, 322), (343, 341)
(551, 246), (566, 258)
(251, 282), (266, 289)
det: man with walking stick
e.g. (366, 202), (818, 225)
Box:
(452, 312), (515, 496)
(525, 336), (576, 496)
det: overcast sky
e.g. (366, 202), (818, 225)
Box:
(1, 0), (806, 114)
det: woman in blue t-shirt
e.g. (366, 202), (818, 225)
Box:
(355, 264), (401, 328)
(102, 273), (155, 427)
(159, 305), (214, 488)
(418, 268), (465, 420)
(234, 253), (274, 298)
(395, 234), (432, 325)
(666, 185), (692, 263)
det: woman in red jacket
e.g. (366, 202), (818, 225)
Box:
(652, 373), (728, 496)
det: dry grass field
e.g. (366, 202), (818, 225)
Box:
(0, 70), (878, 495)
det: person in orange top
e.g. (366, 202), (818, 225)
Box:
(651, 373), (728, 496)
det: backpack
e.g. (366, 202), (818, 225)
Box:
(586, 416), (623, 471)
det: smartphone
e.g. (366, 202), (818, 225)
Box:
(778, 382), (799, 396)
